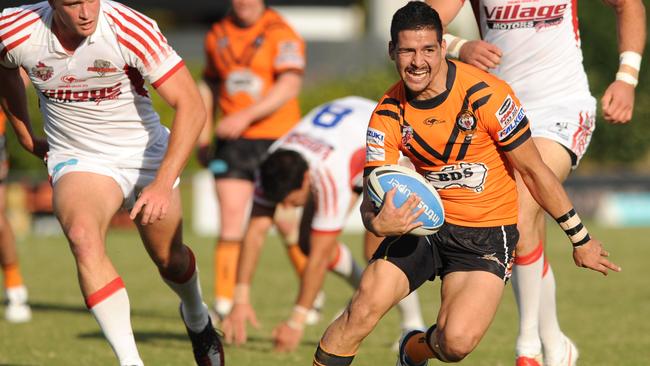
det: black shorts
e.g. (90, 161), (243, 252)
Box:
(209, 138), (275, 181)
(371, 223), (518, 292)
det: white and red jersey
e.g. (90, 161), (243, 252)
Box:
(258, 96), (375, 232)
(0, 1), (184, 169)
(470, 0), (595, 110)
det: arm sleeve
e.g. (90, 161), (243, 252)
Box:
(364, 98), (403, 174)
(202, 27), (221, 82)
(480, 82), (531, 152)
(270, 26), (306, 74)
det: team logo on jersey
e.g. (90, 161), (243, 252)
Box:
(31, 62), (54, 81)
(87, 60), (118, 76)
(423, 116), (445, 126)
(456, 109), (477, 136)
(60, 75), (87, 84)
(401, 125), (414, 147)
(424, 162), (488, 193)
(226, 69), (263, 99)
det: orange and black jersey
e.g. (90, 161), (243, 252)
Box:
(203, 9), (305, 140)
(365, 60), (531, 227)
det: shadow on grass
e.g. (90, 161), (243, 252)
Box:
(29, 301), (176, 320)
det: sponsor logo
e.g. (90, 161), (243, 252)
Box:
(401, 125), (414, 147)
(60, 75), (87, 84)
(367, 128), (385, 147)
(498, 108), (526, 140)
(41, 83), (122, 104)
(456, 109), (477, 136)
(496, 95), (519, 127)
(480, 252), (506, 269)
(423, 116), (445, 126)
(31, 61), (54, 81)
(424, 162), (488, 193)
(366, 145), (385, 162)
(484, 4), (567, 31)
(386, 177), (442, 225)
(283, 132), (333, 160)
(87, 59), (118, 76)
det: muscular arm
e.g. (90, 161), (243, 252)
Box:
(235, 203), (275, 291)
(196, 78), (218, 166)
(424, 0), (465, 25)
(0, 67), (47, 158)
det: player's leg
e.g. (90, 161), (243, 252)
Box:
(315, 235), (436, 366)
(53, 171), (142, 366)
(0, 182), (31, 323)
(136, 186), (223, 366)
(512, 137), (572, 364)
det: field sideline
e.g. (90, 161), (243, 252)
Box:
(1, 215), (649, 365)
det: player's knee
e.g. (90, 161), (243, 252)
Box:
(438, 329), (479, 362)
(346, 288), (384, 332)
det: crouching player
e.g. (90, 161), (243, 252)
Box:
(313, 3), (621, 365)
(221, 96), (426, 352)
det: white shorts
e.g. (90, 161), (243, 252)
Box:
(525, 97), (596, 168)
(47, 154), (180, 209)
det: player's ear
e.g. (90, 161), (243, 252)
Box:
(388, 41), (396, 61)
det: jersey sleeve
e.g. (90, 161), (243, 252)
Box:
(0, 6), (43, 69)
(479, 82), (531, 152)
(364, 97), (403, 174)
(268, 24), (306, 75)
(310, 167), (352, 233)
(108, 5), (184, 89)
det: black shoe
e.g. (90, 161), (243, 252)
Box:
(181, 305), (225, 366)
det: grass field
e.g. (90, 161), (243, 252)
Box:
(1, 217), (649, 365)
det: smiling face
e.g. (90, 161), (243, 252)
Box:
(49, 0), (100, 40)
(389, 27), (447, 100)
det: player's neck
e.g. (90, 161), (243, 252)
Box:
(232, 7), (265, 28)
(51, 16), (87, 54)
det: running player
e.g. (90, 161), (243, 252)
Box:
(221, 96), (426, 352)
(198, 0), (306, 319)
(0, 1), (222, 365)
(427, 0), (646, 364)
(0, 108), (31, 323)
(313, 3), (620, 365)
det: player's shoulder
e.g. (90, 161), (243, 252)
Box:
(0, 3), (49, 40)
(101, 0), (163, 35)
(262, 9), (303, 40)
(374, 82), (405, 113)
(453, 60), (513, 95)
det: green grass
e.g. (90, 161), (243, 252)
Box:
(1, 219), (649, 365)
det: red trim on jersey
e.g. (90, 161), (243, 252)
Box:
(311, 229), (342, 235)
(112, 7), (165, 55)
(571, 0), (580, 45)
(85, 277), (125, 308)
(542, 255), (550, 277)
(348, 148), (365, 188)
(0, 34), (30, 60)
(122, 4), (167, 44)
(0, 9), (34, 29)
(115, 34), (150, 68)
(325, 169), (338, 216)
(572, 111), (584, 151)
(0, 16), (38, 41)
(151, 60), (184, 89)
(108, 13), (160, 65)
(514, 240), (543, 265)
(316, 172), (331, 217)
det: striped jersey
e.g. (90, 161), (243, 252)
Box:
(259, 96), (374, 232)
(0, 1), (184, 169)
(365, 60), (530, 227)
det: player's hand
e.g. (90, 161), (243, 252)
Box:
(370, 187), (424, 237)
(458, 40), (502, 71)
(572, 238), (621, 276)
(216, 110), (255, 139)
(601, 80), (635, 124)
(272, 321), (303, 352)
(221, 303), (260, 346)
(129, 180), (173, 225)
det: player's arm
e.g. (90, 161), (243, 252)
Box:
(196, 78), (218, 167)
(424, 0), (464, 25)
(216, 71), (303, 139)
(221, 202), (275, 346)
(129, 65), (206, 224)
(0, 66), (48, 158)
(601, 0), (646, 123)
(272, 231), (339, 352)
(504, 139), (621, 275)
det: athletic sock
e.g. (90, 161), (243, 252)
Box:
(2, 262), (24, 289)
(539, 264), (566, 362)
(397, 290), (425, 331)
(286, 243), (308, 276)
(328, 243), (363, 288)
(160, 246), (209, 333)
(512, 240), (544, 356)
(313, 343), (355, 366)
(214, 238), (240, 317)
(86, 277), (143, 366)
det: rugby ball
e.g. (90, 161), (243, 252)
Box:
(367, 164), (445, 236)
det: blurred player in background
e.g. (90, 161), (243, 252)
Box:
(313, 3), (620, 366)
(0, 108), (31, 323)
(0, 1), (223, 365)
(221, 96), (426, 352)
(198, 0), (306, 320)
(427, 0), (646, 364)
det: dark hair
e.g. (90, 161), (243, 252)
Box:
(390, 1), (443, 45)
(260, 149), (309, 203)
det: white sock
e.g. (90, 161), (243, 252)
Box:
(161, 247), (209, 333)
(539, 265), (566, 362)
(87, 279), (143, 366)
(512, 242), (544, 356)
(5, 285), (28, 304)
(397, 290), (425, 330)
(329, 243), (363, 288)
